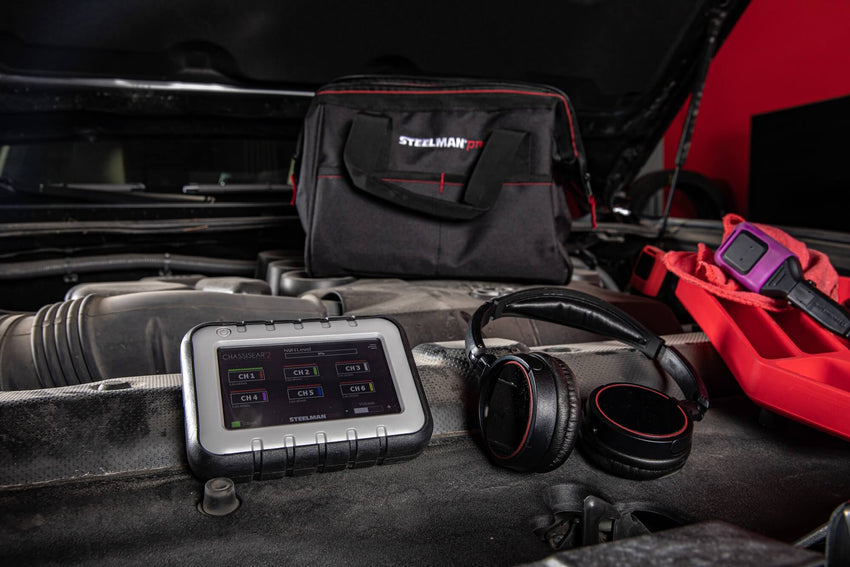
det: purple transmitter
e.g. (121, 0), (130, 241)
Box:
(715, 221), (850, 339)
(714, 222), (793, 293)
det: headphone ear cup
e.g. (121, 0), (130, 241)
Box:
(534, 357), (581, 472)
(477, 354), (580, 473)
(579, 383), (693, 480)
(579, 434), (689, 480)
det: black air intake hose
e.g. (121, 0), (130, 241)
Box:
(0, 254), (256, 280)
(0, 291), (325, 390)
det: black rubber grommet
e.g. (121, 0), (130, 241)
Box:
(199, 477), (240, 516)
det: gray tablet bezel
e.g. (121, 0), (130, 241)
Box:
(183, 317), (427, 456)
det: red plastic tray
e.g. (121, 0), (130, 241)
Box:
(675, 277), (850, 440)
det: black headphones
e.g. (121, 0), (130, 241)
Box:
(465, 288), (709, 480)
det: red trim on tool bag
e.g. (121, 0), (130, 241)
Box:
(382, 178), (463, 187)
(379, 178), (552, 188)
(320, 175), (554, 189)
(588, 195), (598, 229)
(317, 88), (580, 158)
(289, 174), (298, 205)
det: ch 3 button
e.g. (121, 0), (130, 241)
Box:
(336, 360), (369, 375)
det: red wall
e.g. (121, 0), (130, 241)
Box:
(663, 0), (850, 215)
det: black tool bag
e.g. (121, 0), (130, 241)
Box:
(294, 76), (594, 283)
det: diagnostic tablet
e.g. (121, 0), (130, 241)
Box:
(181, 316), (432, 480)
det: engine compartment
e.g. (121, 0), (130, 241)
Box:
(3, 2), (849, 562)
(0, 260), (682, 391)
(1, 258), (848, 565)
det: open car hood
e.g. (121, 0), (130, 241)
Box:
(0, 0), (749, 206)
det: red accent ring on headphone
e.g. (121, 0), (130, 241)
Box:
(594, 383), (689, 439)
(489, 361), (535, 461)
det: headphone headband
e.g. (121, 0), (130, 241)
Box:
(465, 288), (709, 419)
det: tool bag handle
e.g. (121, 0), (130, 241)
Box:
(343, 113), (527, 220)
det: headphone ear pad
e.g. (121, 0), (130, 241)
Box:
(534, 357), (581, 473)
(579, 435), (689, 480)
(579, 384), (693, 480)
